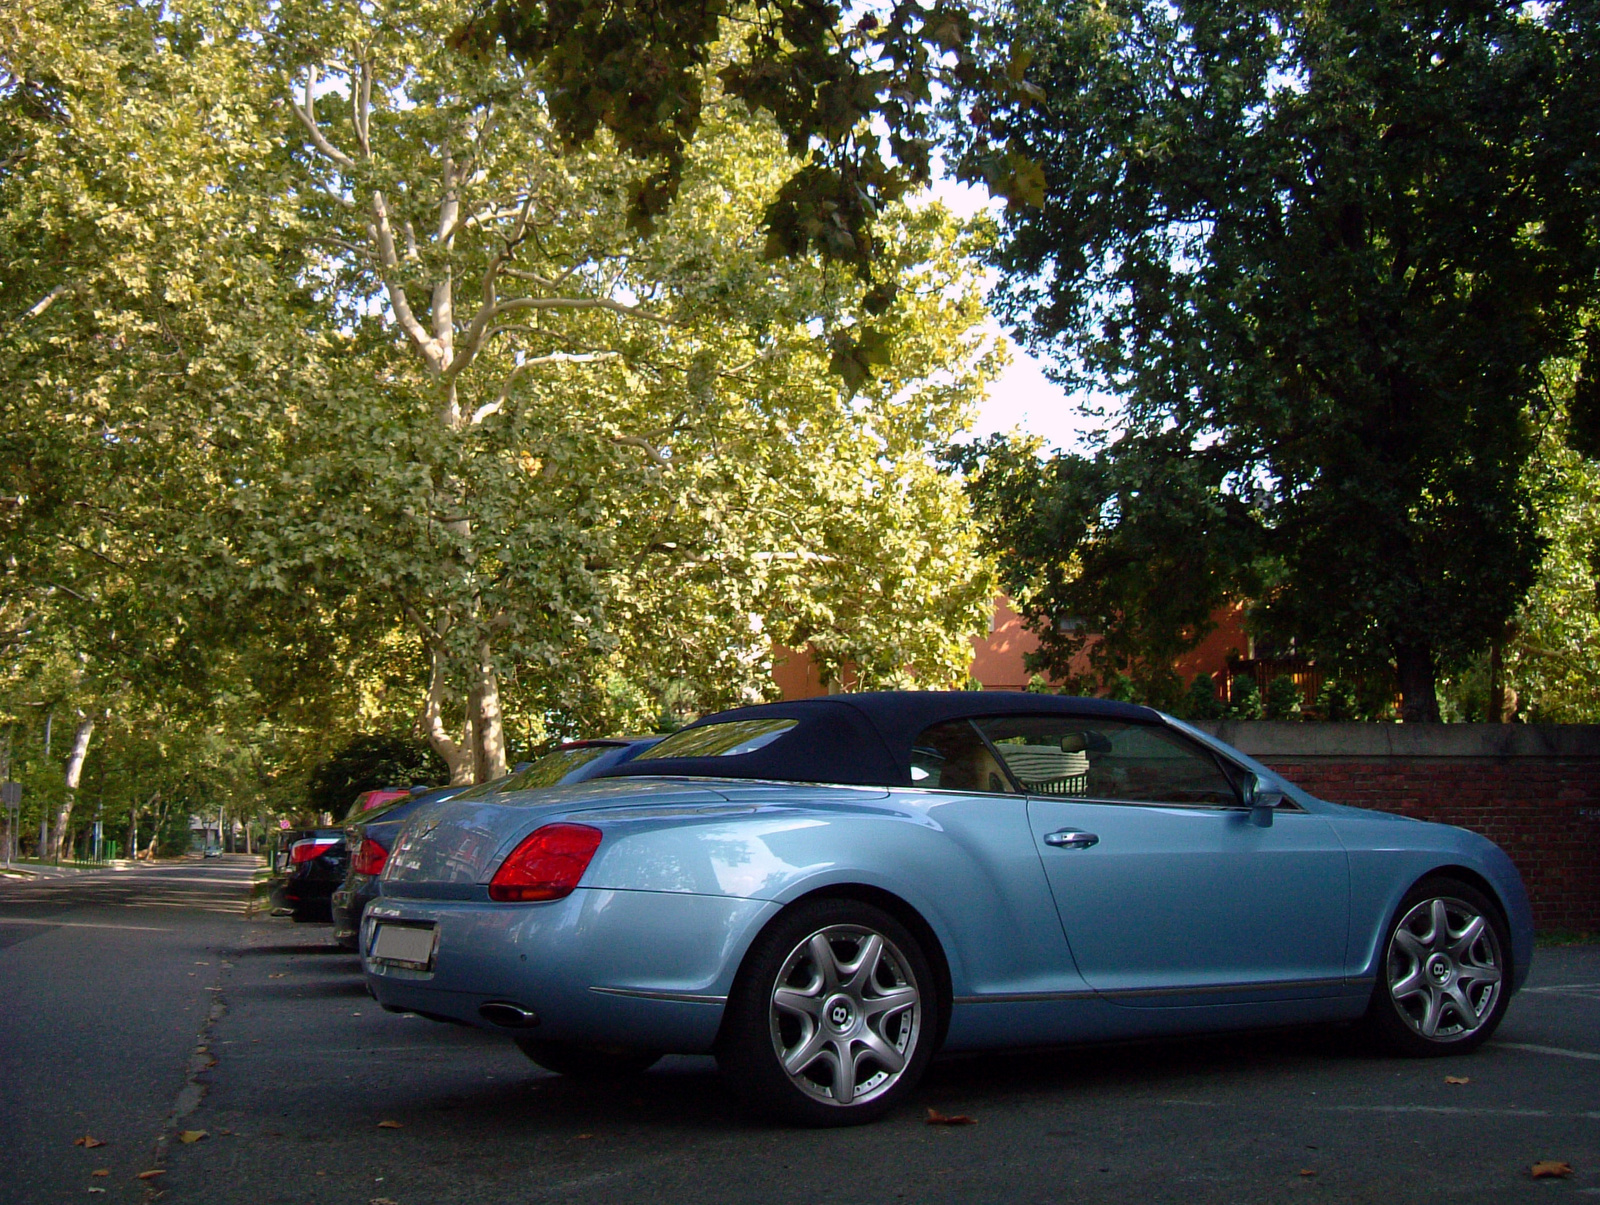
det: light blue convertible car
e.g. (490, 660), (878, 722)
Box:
(363, 692), (1532, 1125)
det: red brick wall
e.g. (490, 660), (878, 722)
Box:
(1261, 756), (1600, 932)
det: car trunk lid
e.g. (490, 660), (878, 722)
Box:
(382, 778), (730, 886)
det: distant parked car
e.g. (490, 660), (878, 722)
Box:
(271, 788), (416, 921)
(330, 739), (660, 948)
(363, 692), (1533, 1126)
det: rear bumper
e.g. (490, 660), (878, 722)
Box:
(331, 877), (378, 946)
(362, 887), (779, 1053)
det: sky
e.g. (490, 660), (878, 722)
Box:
(925, 175), (1105, 454)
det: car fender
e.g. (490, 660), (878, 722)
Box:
(1330, 810), (1533, 992)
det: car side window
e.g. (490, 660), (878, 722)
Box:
(974, 716), (1240, 807)
(909, 720), (1018, 795)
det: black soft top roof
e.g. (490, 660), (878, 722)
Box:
(598, 691), (1160, 788)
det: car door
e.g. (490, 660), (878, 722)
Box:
(976, 714), (1350, 1005)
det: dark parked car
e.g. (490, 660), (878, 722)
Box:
(271, 788), (416, 922)
(330, 739), (660, 948)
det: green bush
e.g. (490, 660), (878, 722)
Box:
(1265, 675), (1303, 720)
(1227, 675), (1263, 719)
(1317, 678), (1359, 721)
(1180, 673), (1222, 720)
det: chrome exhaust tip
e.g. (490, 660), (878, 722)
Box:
(478, 1001), (540, 1029)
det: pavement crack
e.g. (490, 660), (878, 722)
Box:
(150, 955), (234, 1178)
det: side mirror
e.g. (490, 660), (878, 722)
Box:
(1248, 773), (1284, 827)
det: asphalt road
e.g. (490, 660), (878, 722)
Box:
(2, 859), (1596, 1204)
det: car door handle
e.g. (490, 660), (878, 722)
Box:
(1043, 830), (1099, 849)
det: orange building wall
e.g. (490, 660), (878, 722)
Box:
(1172, 604), (1250, 686)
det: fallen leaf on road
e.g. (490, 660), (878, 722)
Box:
(1443, 1075), (1469, 1085)
(1299, 1169), (1316, 1177)
(1531, 1162), (1574, 1179)
(925, 1109), (976, 1126)
(268, 973), (285, 979)
(136, 1170), (166, 1180)
(92, 1170), (109, 1177)
(177, 1131), (207, 1144)
(74, 1136), (105, 1148)
(377, 1120), (402, 1129)
(371, 1198), (399, 1205)
(87, 1188), (106, 1195)
(576, 1133), (593, 1140)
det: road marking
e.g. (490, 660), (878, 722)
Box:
(0, 917), (172, 932)
(1495, 1041), (1600, 1062)
(1325, 1105), (1552, 1117)
(1521, 983), (1600, 1000)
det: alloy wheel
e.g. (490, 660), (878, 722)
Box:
(1385, 895), (1504, 1041)
(767, 924), (922, 1107)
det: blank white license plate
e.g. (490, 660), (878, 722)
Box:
(370, 923), (436, 969)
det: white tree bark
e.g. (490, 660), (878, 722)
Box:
(50, 714), (95, 859)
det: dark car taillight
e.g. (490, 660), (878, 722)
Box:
(351, 837), (388, 876)
(488, 824), (602, 902)
(289, 838), (338, 864)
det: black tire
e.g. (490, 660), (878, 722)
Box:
(716, 897), (939, 1127)
(514, 1039), (662, 1078)
(1365, 875), (1512, 1057)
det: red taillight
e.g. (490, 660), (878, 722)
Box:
(289, 838), (338, 864)
(351, 837), (388, 876)
(488, 824), (602, 902)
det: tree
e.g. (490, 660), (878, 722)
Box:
(1501, 359), (1600, 720)
(951, 0), (1600, 719)
(306, 734), (445, 817)
(454, 0), (1043, 278)
(4, 0), (1000, 807)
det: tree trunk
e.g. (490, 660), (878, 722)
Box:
(1487, 637), (1506, 722)
(420, 643), (476, 785)
(470, 647), (507, 783)
(142, 790), (165, 859)
(1394, 645), (1440, 723)
(50, 716), (95, 859)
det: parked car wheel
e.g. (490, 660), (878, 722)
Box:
(1366, 876), (1510, 1057)
(717, 898), (937, 1127)
(514, 1039), (661, 1078)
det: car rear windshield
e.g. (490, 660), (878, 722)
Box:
(450, 744), (619, 800)
(632, 717), (798, 760)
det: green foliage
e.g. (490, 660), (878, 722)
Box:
(461, 0), (1041, 283)
(949, 0), (1600, 720)
(1, 0), (1000, 809)
(1263, 676), (1302, 722)
(1025, 673), (1054, 694)
(1226, 676), (1262, 721)
(1316, 679), (1359, 723)
(306, 735), (446, 817)
(1505, 361), (1600, 720)
(947, 432), (1258, 700)
(1178, 673), (1221, 721)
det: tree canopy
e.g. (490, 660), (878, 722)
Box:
(951, 0), (1600, 719)
(1, 0), (1000, 834)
